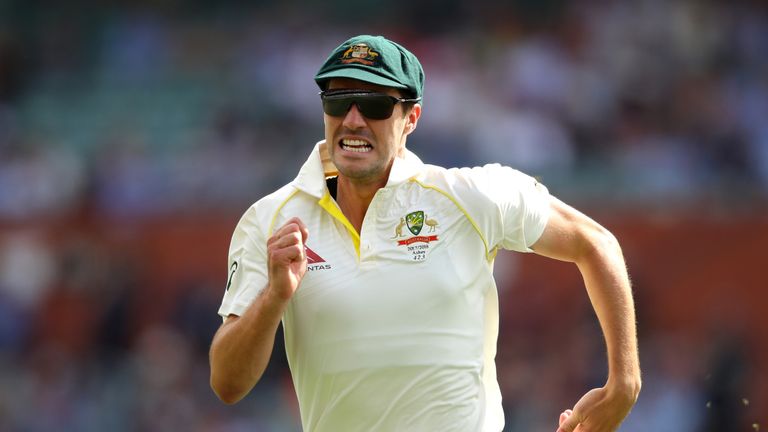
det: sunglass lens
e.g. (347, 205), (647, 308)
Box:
(322, 98), (353, 117)
(357, 96), (394, 120)
(321, 94), (397, 119)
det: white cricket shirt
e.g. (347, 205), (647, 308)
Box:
(219, 141), (551, 432)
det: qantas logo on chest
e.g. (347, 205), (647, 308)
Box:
(305, 245), (331, 271)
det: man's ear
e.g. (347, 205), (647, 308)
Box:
(404, 103), (421, 135)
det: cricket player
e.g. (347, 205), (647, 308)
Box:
(209, 34), (641, 432)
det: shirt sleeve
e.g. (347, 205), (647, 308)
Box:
(447, 163), (551, 253)
(217, 205), (269, 319)
(492, 166), (551, 252)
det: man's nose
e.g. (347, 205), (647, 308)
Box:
(342, 103), (366, 129)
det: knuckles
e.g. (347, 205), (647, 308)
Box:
(268, 230), (304, 248)
(268, 242), (306, 263)
(266, 219), (309, 265)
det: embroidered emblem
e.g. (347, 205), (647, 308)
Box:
(406, 211), (424, 235)
(340, 44), (380, 66)
(392, 217), (407, 239)
(305, 246), (325, 263)
(425, 214), (439, 233)
(394, 211), (440, 261)
(305, 246), (331, 271)
(225, 261), (238, 291)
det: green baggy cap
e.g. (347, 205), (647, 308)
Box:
(314, 35), (424, 100)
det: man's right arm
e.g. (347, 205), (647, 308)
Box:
(209, 217), (308, 404)
(209, 288), (290, 404)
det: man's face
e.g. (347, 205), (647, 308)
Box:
(323, 78), (420, 185)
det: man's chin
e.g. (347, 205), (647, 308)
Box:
(335, 163), (387, 183)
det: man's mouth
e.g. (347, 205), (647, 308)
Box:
(339, 138), (373, 153)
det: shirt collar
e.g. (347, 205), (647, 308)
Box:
(292, 140), (425, 198)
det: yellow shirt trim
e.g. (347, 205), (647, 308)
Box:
(411, 179), (494, 260)
(318, 191), (361, 258)
(268, 188), (301, 236)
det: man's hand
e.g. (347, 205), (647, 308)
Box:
(266, 217), (309, 301)
(556, 383), (639, 432)
(209, 217), (309, 403)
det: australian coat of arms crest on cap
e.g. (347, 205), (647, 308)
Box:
(340, 44), (380, 66)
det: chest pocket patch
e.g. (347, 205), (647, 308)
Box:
(388, 210), (442, 261)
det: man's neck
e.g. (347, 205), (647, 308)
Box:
(336, 175), (387, 234)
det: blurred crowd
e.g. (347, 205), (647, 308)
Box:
(0, 0), (765, 430)
(1, 0), (767, 220)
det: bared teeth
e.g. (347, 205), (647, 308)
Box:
(340, 139), (372, 152)
(342, 139), (369, 146)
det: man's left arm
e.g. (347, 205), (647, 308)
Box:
(530, 196), (641, 432)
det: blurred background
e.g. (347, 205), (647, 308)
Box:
(0, 0), (766, 430)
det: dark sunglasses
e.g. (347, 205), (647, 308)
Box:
(319, 90), (421, 120)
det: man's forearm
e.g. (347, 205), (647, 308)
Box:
(576, 230), (641, 395)
(209, 287), (289, 404)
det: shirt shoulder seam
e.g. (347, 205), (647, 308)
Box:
(410, 178), (493, 260)
(268, 187), (302, 236)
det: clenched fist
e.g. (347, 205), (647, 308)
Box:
(266, 217), (309, 301)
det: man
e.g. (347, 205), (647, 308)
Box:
(209, 35), (641, 432)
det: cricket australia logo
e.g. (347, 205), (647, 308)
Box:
(394, 210), (440, 261)
(406, 211), (424, 235)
